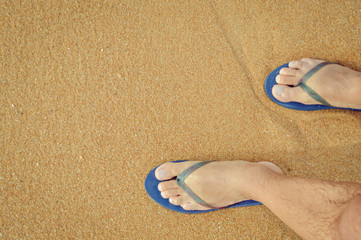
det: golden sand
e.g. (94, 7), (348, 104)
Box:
(2, 1), (361, 239)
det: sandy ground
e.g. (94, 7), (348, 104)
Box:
(1, 0), (361, 239)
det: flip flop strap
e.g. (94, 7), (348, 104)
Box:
(176, 161), (218, 209)
(296, 62), (332, 106)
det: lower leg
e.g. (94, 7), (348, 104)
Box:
(250, 166), (361, 240)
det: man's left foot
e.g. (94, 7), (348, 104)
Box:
(155, 161), (283, 211)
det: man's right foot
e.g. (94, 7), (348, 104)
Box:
(272, 58), (361, 109)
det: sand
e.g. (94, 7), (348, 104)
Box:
(1, 0), (361, 239)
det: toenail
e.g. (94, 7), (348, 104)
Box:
(276, 75), (280, 83)
(274, 85), (283, 96)
(157, 169), (166, 179)
(161, 191), (167, 198)
(158, 183), (163, 191)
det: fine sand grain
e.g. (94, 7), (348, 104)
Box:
(1, 1), (361, 239)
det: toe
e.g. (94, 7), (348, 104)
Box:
(155, 161), (199, 180)
(169, 196), (183, 206)
(181, 202), (211, 211)
(300, 58), (314, 63)
(276, 74), (299, 86)
(158, 180), (178, 191)
(155, 162), (184, 180)
(272, 85), (318, 105)
(288, 60), (303, 69)
(272, 85), (299, 103)
(160, 189), (182, 199)
(180, 202), (193, 211)
(279, 67), (298, 76)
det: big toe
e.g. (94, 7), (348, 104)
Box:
(155, 161), (196, 180)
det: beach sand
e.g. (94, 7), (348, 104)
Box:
(1, 0), (361, 239)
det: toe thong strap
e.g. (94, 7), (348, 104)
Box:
(176, 161), (219, 209)
(296, 62), (333, 106)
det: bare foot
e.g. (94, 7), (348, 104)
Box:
(155, 161), (283, 211)
(272, 58), (361, 109)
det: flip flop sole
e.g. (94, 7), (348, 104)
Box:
(144, 160), (262, 214)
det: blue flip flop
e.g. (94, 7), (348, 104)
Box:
(144, 160), (262, 214)
(264, 62), (361, 111)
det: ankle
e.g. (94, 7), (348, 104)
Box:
(239, 163), (283, 202)
(330, 66), (361, 109)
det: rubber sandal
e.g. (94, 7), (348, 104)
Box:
(264, 62), (361, 111)
(144, 160), (262, 214)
